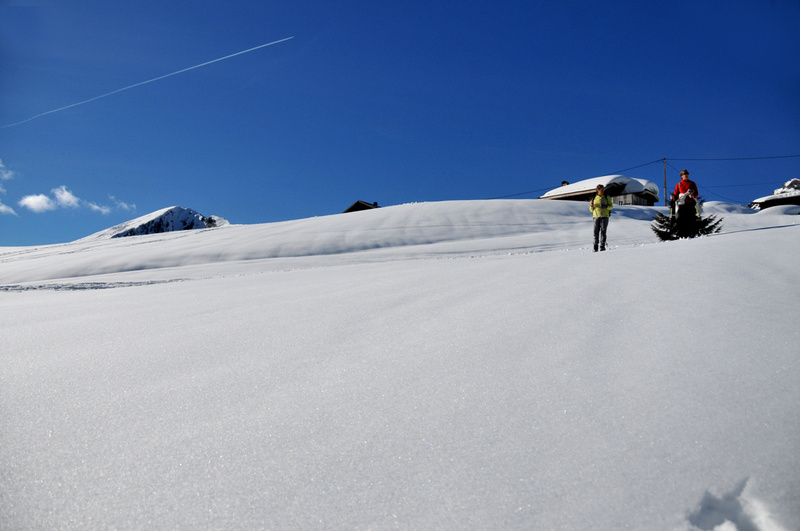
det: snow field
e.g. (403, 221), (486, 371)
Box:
(1, 200), (798, 529)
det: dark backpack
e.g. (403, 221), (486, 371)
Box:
(594, 195), (611, 209)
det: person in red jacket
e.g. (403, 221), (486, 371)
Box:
(671, 169), (699, 219)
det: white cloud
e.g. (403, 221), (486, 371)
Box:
(0, 159), (135, 217)
(17, 185), (134, 215)
(19, 194), (57, 213)
(110, 196), (136, 211)
(87, 202), (112, 215)
(0, 201), (17, 215)
(0, 158), (14, 181)
(1, 157), (136, 216)
(52, 185), (81, 208)
(0, 162), (15, 215)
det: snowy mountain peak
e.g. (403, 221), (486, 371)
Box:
(82, 206), (229, 240)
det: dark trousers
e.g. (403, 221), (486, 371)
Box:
(593, 217), (609, 250)
(675, 204), (698, 239)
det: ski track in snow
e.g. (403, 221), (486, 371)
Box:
(0, 279), (190, 292)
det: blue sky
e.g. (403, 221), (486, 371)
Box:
(1, 0), (798, 245)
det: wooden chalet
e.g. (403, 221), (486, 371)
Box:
(750, 179), (800, 210)
(540, 175), (659, 206)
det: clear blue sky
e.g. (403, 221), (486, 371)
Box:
(1, 0), (798, 245)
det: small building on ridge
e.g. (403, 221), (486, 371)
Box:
(540, 175), (659, 206)
(750, 179), (800, 210)
(344, 200), (381, 213)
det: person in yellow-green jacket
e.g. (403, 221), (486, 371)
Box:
(590, 184), (613, 252)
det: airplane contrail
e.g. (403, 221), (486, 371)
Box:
(2, 36), (294, 129)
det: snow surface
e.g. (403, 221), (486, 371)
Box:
(1, 199), (798, 530)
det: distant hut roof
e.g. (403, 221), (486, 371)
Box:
(344, 200), (380, 213)
(751, 179), (800, 210)
(751, 190), (800, 210)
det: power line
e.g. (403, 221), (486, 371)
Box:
(696, 187), (746, 204)
(489, 187), (553, 200)
(609, 158), (663, 174)
(489, 154), (798, 202)
(703, 181), (786, 189)
(489, 158), (665, 200)
(666, 159), (792, 203)
(669, 155), (800, 161)
(666, 160), (683, 174)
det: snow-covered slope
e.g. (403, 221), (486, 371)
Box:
(0, 200), (762, 285)
(1, 200), (798, 530)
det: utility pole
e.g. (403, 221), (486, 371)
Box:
(663, 158), (668, 206)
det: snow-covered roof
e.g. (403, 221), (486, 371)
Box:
(752, 188), (800, 204)
(540, 175), (659, 200)
(751, 179), (800, 205)
(627, 178), (660, 197)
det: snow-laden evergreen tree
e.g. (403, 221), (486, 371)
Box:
(651, 200), (723, 241)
